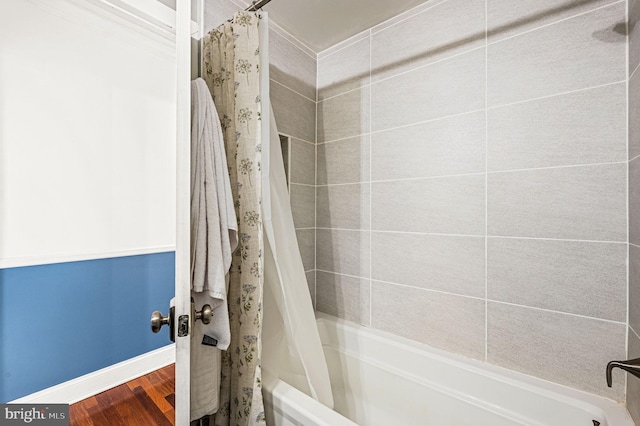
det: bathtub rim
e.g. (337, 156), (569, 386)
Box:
(315, 312), (633, 426)
(262, 370), (358, 426)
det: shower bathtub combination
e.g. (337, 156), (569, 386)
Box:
(263, 314), (633, 426)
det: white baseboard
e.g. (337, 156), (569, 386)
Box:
(10, 345), (175, 404)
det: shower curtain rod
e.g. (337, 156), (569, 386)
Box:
(224, 0), (272, 22)
(245, 0), (273, 11)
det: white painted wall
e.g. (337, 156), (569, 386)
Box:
(0, 0), (177, 268)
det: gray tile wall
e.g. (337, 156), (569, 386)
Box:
(629, 0), (640, 422)
(316, 0), (628, 402)
(203, 0), (318, 303)
(267, 19), (318, 307)
(268, 33), (318, 306)
(205, 0), (636, 412)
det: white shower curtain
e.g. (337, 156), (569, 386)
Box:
(261, 107), (334, 409)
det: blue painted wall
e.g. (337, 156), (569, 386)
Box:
(0, 252), (175, 402)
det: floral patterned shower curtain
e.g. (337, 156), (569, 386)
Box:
(202, 11), (266, 426)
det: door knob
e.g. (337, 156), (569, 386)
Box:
(150, 310), (170, 333)
(150, 306), (175, 341)
(194, 304), (212, 324)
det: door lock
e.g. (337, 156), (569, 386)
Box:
(177, 314), (189, 338)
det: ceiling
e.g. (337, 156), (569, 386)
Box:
(250, 0), (432, 52)
(158, 0), (433, 52)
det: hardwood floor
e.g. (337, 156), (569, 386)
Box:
(70, 364), (175, 426)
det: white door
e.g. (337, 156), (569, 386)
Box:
(0, 0), (195, 421)
(148, 0), (206, 424)
(173, 1), (193, 424)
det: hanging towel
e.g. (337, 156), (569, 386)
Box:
(190, 77), (238, 421)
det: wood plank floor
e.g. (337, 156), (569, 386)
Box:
(70, 364), (175, 426)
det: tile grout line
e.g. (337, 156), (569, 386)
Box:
(318, 53), (623, 110)
(317, 84), (363, 104)
(488, 80), (626, 111)
(484, 0), (489, 363)
(370, 229), (484, 238)
(317, 133), (372, 146)
(310, 174), (452, 188)
(319, 78), (623, 115)
(488, 235), (627, 244)
(369, 40), (486, 87)
(317, 47), (486, 103)
(370, 0), (451, 36)
(287, 136), (316, 146)
(314, 52), (319, 312)
(488, 299), (628, 326)
(316, 227), (371, 232)
(320, 45), (487, 103)
(317, 31), (370, 61)
(363, 278), (485, 301)
(626, 0), (631, 391)
(371, 108), (482, 134)
(486, 160), (628, 174)
(318, 227), (484, 237)
(369, 27), (373, 328)
(320, 271), (629, 326)
(317, 0), (451, 60)
(632, 61), (640, 81)
(316, 269), (370, 281)
(289, 182), (315, 188)
(318, 109), (485, 144)
(317, 227), (627, 244)
(314, 160), (628, 188)
(270, 78), (316, 103)
(318, 80), (625, 144)
(269, 21), (317, 59)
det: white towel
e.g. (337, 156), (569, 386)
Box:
(190, 77), (238, 421)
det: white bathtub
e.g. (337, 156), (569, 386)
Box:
(263, 313), (633, 426)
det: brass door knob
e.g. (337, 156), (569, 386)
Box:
(150, 310), (170, 333)
(195, 304), (212, 325)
